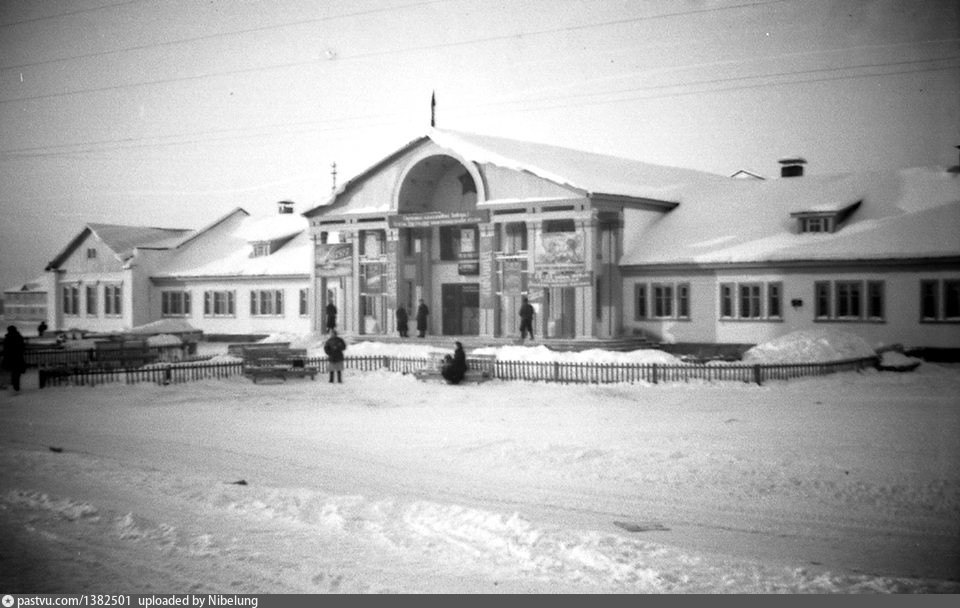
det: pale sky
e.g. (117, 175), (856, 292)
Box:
(1, 0), (958, 292)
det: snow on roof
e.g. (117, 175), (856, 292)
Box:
(623, 167), (960, 265)
(303, 129), (729, 218)
(46, 223), (192, 270)
(428, 129), (729, 203)
(154, 211), (311, 278)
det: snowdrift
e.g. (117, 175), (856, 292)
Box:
(742, 329), (877, 364)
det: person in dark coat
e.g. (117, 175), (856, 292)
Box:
(519, 296), (535, 341)
(441, 341), (468, 385)
(37, 321), (48, 337)
(325, 302), (338, 333)
(396, 305), (409, 338)
(415, 299), (429, 338)
(2, 325), (27, 392)
(323, 329), (347, 383)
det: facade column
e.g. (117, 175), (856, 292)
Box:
(576, 214), (598, 339)
(525, 219), (544, 338)
(478, 223), (497, 337)
(342, 230), (360, 336)
(385, 227), (401, 336)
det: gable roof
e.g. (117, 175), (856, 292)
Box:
(46, 223), (193, 270)
(622, 167), (960, 266)
(303, 129), (729, 217)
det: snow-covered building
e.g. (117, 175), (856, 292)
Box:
(302, 129), (960, 353)
(44, 223), (193, 333)
(150, 203), (313, 337)
(2, 275), (48, 323)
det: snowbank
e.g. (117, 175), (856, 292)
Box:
(742, 329), (877, 364)
(145, 334), (182, 347)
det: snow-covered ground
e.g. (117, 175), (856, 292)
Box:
(1, 334), (958, 593)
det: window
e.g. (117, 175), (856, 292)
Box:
(161, 291), (191, 316)
(767, 282), (782, 319)
(867, 281), (884, 320)
(677, 283), (690, 319)
(815, 280), (884, 322)
(721, 281), (783, 320)
(86, 248), (97, 259)
(815, 281), (831, 319)
(251, 242), (270, 257)
(800, 217), (832, 233)
(359, 229), (384, 258)
(946, 280), (960, 319)
(299, 288), (309, 316)
(738, 284), (762, 319)
(920, 279), (960, 322)
(835, 281), (862, 319)
(204, 290), (235, 317)
(250, 290), (284, 316)
(104, 284), (122, 316)
(440, 225), (479, 261)
(653, 284), (673, 318)
(720, 283), (734, 318)
(503, 222), (527, 254)
(634, 284), (647, 320)
(86, 285), (98, 316)
(62, 285), (79, 316)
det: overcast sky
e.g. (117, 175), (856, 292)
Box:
(1, 0), (958, 291)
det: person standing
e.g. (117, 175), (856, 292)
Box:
(37, 321), (48, 337)
(2, 325), (27, 392)
(323, 329), (347, 383)
(441, 341), (468, 385)
(396, 305), (409, 338)
(519, 296), (535, 341)
(325, 301), (337, 333)
(416, 299), (430, 338)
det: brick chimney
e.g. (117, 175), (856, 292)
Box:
(778, 157), (806, 178)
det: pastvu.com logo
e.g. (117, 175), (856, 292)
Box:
(2, 595), (14, 608)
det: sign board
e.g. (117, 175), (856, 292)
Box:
(529, 270), (593, 288)
(458, 261), (480, 276)
(388, 210), (490, 228)
(502, 260), (524, 295)
(315, 243), (353, 277)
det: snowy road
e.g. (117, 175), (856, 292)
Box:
(2, 364), (959, 593)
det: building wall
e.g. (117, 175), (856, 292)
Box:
(623, 264), (960, 349)
(151, 277), (311, 336)
(52, 232), (131, 334)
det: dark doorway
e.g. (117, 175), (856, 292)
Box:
(442, 283), (480, 335)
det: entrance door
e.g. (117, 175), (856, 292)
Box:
(441, 283), (480, 335)
(545, 287), (576, 339)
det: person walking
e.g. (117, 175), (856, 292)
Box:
(440, 341), (468, 385)
(325, 301), (338, 333)
(323, 329), (347, 383)
(396, 305), (409, 338)
(2, 325), (27, 392)
(416, 299), (430, 338)
(519, 296), (535, 342)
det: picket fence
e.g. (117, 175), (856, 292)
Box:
(36, 353), (879, 389)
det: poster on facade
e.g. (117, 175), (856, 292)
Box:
(460, 227), (476, 255)
(502, 260), (524, 295)
(315, 243), (353, 276)
(536, 232), (584, 267)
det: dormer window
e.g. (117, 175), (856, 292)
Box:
(251, 242), (271, 257)
(799, 216), (833, 233)
(791, 200), (861, 234)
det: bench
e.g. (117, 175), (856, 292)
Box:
(242, 346), (318, 383)
(414, 352), (495, 384)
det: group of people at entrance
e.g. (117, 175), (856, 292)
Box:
(396, 299), (429, 338)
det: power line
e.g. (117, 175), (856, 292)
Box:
(0, 0), (457, 71)
(0, 0), (792, 105)
(2, 53), (957, 161)
(0, 0), (146, 28)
